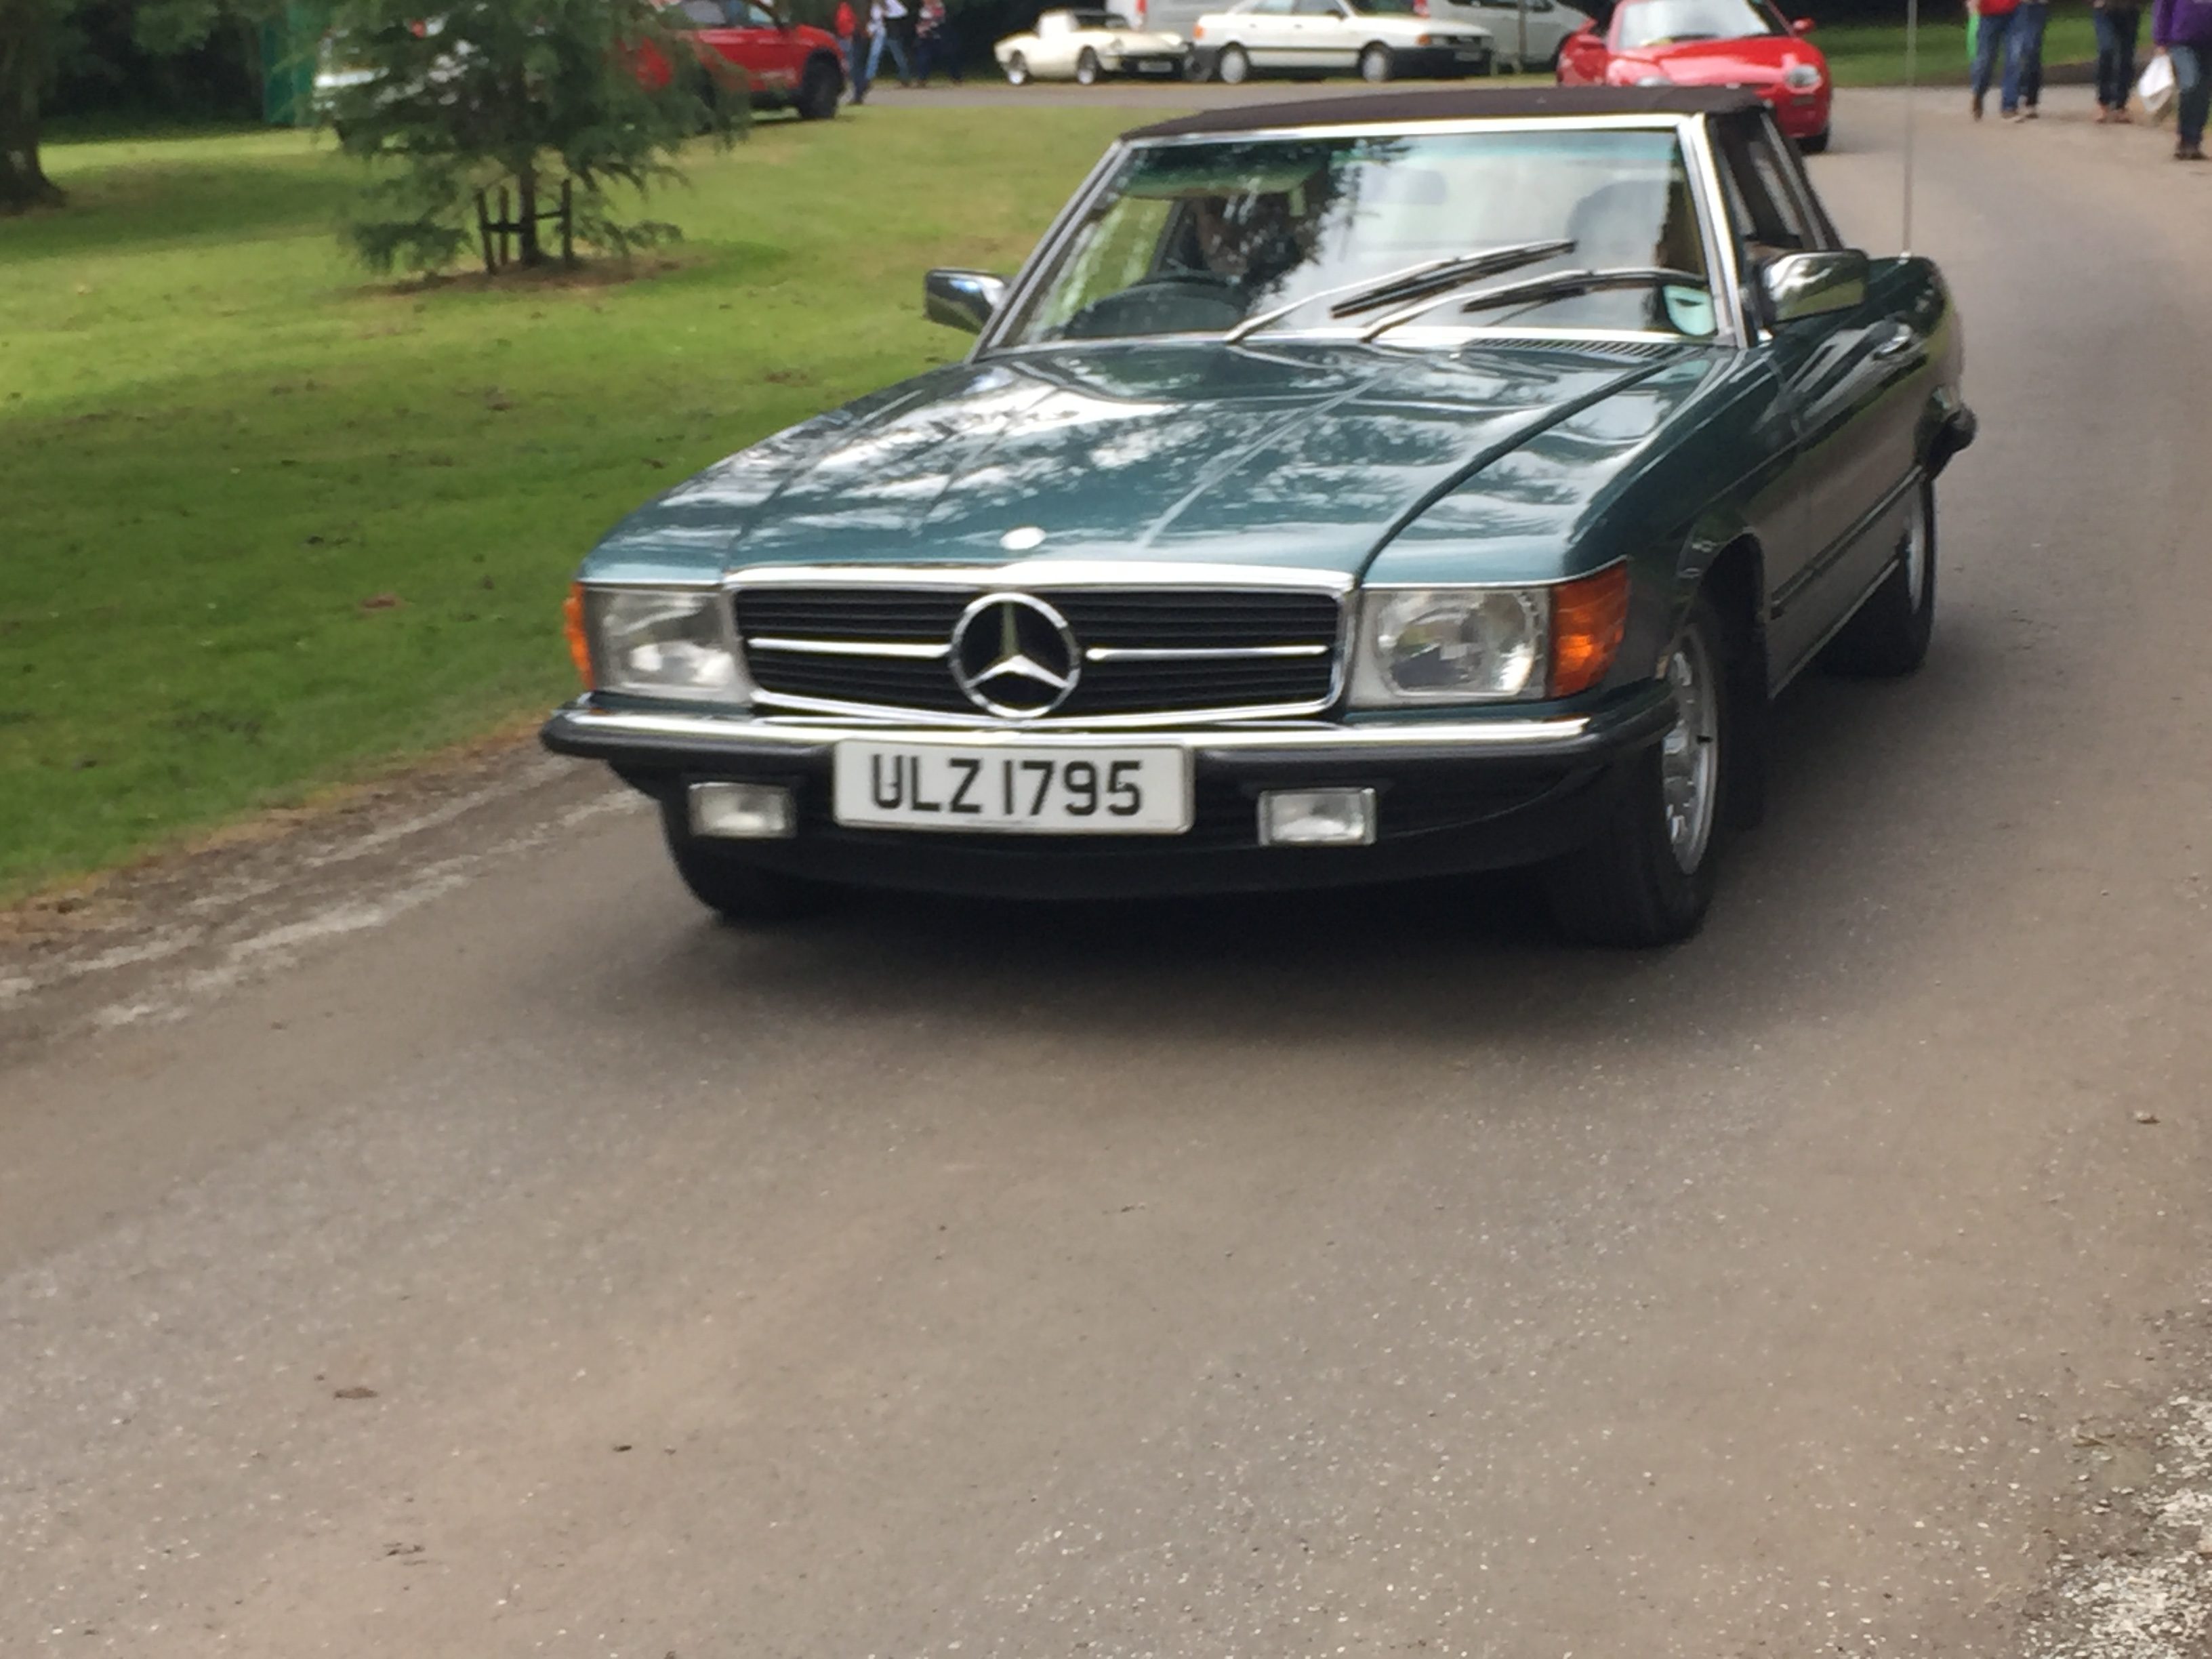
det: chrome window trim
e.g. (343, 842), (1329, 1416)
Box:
(975, 113), (1753, 356)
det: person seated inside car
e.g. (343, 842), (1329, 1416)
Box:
(1057, 184), (1324, 338)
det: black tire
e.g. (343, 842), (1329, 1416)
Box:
(1004, 50), (1031, 85)
(660, 797), (836, 924)
(1820, 478), (1936, 677)
(796, 55), (842, 119)
(1076, 46), (1101, 85)
(1216, 43), (1251, 83)
(1181, 47), (1214, 80)
(1798, 125), (1831, 154)
(1359, 43), (1394, 81)
(1542, 592), (1734, 947)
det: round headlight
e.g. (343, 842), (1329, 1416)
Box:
(1784, 60), (1821, 88)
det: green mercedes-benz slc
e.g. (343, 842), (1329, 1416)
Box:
(543, 85), (1975, 945)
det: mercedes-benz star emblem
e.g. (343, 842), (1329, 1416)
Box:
(949, 593), (1080, 718)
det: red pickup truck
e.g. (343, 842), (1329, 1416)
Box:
(641, 0), (847, 120)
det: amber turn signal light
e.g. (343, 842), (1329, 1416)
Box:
(1549, 564), (1629, 697)
(563, 583), (594, 688)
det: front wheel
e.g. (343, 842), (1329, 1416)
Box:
(1216, 42), (1251, 83)
(1542, 592), (1733, 947)
(1359, 43), (1394, 81)
(795, 56), (842, 119)
(1821, 478), (1935, 676)
(1076, 46), (1101, 84)
(1004, 51), (1031, 85)
(661, 798), (836, 924)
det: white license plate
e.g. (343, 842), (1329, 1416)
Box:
(1137, 60), (1174, 73)
(833, 741), (1191, 835)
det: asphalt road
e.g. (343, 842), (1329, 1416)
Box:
(7, 88), (2212, 1659)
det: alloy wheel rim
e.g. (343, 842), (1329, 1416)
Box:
(1660, 629), (1719, 874)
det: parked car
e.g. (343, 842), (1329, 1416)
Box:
(1557, 0), (1831, 151)
(995, 9), (1190, 83)
(1189, 0), (1494, 82)
(636, 0), (845, 120)
(544, 86), (1975, 946)
(1427, 0), (1593, 70)
(319, 3), (846, 123)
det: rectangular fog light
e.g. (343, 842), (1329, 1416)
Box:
(688, 781), (796, 841)
(1256, 787), (1377, 848)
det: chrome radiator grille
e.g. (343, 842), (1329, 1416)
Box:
(733, 583), (1345, 721)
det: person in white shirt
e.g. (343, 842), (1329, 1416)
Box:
(869, 0), (915, 85)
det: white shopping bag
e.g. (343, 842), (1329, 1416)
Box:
(2138, 52), (2177, 120)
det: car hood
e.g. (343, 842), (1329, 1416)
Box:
(1616, 33), (1822, 81)
(583, 340), (1717, 586)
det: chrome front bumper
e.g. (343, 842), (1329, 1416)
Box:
(541, 689), (1679, 897)
(540, 688), (1675, 769)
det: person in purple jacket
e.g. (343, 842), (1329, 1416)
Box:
(2152, 0), (2212, 158)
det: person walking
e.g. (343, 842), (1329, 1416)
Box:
(2012, 0), (2051, 115)
(2093, 0), (2143, 120)
(2152, 0), (2212, 157)
(869, 0), (915, 87)
(914, 0), (964, 83)
(836, 0), (872, 102)
(1969, 0), (2022, 118)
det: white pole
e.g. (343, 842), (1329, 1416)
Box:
(1902, 0), (1919, 252)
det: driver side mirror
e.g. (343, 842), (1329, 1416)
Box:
(1791, 16), (1816, 31)
(1760, 249), (1866, 325)
(926, 269), (1008, 334)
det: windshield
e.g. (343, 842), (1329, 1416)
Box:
(1614, 0), (1786, 49)
(999, 128), (1718, 346)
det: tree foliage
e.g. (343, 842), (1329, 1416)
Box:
(322, 0), (740, 276)
(2, 0), (279, 211)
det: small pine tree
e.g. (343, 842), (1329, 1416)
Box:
(323, 0), (742, 276)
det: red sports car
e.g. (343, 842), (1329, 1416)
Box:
(1557, 0), (1832, 150)
(637, 0), (847, 121)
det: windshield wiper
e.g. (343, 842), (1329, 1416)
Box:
(1223, 239), (1576, 344)
(1361, 265), (1708, 340)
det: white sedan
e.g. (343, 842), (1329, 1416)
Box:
(1190, 0), (1494, 82)
(1427, 0), (1592, 70)
(994, 9), (1190, 84)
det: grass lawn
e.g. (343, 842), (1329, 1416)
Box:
(1820, 5), (2098, 87)
(0, 106), (1139, 902)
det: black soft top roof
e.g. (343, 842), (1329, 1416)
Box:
(1124, 85), (1765, 140)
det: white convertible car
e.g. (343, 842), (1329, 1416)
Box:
(994, 9), (1190, 83)
(1190, 0), (1494, 82)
